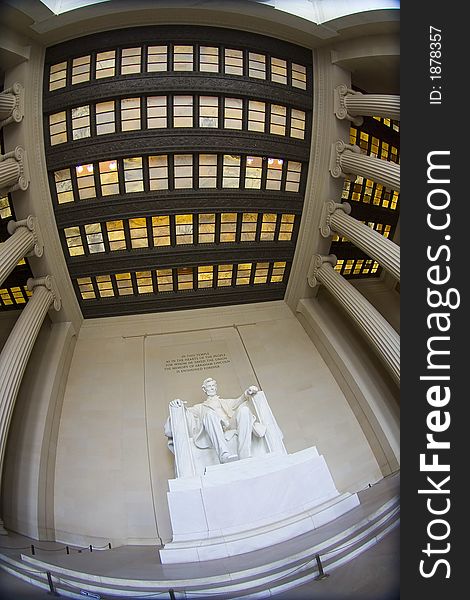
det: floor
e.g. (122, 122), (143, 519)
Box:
(0, 473), (400, 599)
(0, 527), (399, 599)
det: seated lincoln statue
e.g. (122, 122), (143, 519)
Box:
(164, 377), (269, 467)
(161, 379), (355, 565)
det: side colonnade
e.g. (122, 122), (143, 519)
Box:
(309, 87), (400, 384)
(0, 83), (62, 535)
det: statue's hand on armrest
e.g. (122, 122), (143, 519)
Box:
(253, 421), (267, 437)
(169, 399), (185, 408)
(245, 385), (259, 396)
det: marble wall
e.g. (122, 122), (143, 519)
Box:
(52, 301), (382, 546)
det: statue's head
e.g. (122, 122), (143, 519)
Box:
(202, 377), (217, 396)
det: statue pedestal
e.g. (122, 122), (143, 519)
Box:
(160, 447), (359, 563)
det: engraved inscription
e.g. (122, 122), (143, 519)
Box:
(164, 352), (231, 373)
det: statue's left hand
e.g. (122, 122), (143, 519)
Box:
(246, 385), (259, 396)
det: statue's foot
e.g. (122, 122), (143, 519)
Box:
(220, 452), (238, 463)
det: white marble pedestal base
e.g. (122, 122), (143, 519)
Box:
(160, 447), (359, 563)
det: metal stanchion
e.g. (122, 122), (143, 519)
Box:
(46, 571), (58, 596)
(314, 554), (329, 580)
(30, 544), (35, 556)
(169, 588), (176, 599)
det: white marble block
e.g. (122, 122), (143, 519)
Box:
(160, 447), (359, 563)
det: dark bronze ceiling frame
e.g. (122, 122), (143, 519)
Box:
(43, 25), (313, 317)
(54, 190), (304, 228)
(44, 25), (313, 67)
(78, 283), (289, 319)
(66, 243), (293, 277)
(45, 133), (310, 171)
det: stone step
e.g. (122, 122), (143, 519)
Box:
(230, 513), (400, 599)
(17, 494), (399, 590)
(200, 508), (400, 599)
(0, 554), (82, 598)
(1, 496), (399, 598)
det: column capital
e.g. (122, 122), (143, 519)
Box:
(307, 253), (337, 288)
(329, 140), (361, 179)
(334, 85), (363, 126)
(27, 275), (62, 312)
(7, 215), (44, 258)
(0, 146), (29, 192)
(319, 201), (352, 237)
(0, 83), (24, 128)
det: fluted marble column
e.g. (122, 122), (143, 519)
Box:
(320, 202), (400, 280)
(0, 216), (44, 286)
(308, 254), (399, 383)
(0, 83), (24, 129)
(334, 85), (400, 125)
(0, 146), (29, 194)
(330, 140), (400, 192)
(0, 276), (61, 534)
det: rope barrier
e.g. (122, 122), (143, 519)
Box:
(321, 536), (371, 556)
(34, 546), (70, 552)
(1, 534), (363, 562)
(0, 541), (114, 554)
(2, 544), (328, 596)
(171, 555), (323, 597)
(2, 563), (51, 577)
(93, 543), (112, 549)
(0, 513), (398, 598)
(103, 585), (179, 598)
(112, 591), (174, 598)
(1, 542), (372, 598)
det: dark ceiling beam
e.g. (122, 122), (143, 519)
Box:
(68, 244), (293, 278)
(45, 130), (310, 170)
(43, 74), (312, 113)
(80, 285), (286, 319)
(54, 190), (304, 227)
(45, 25), (313, 65)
